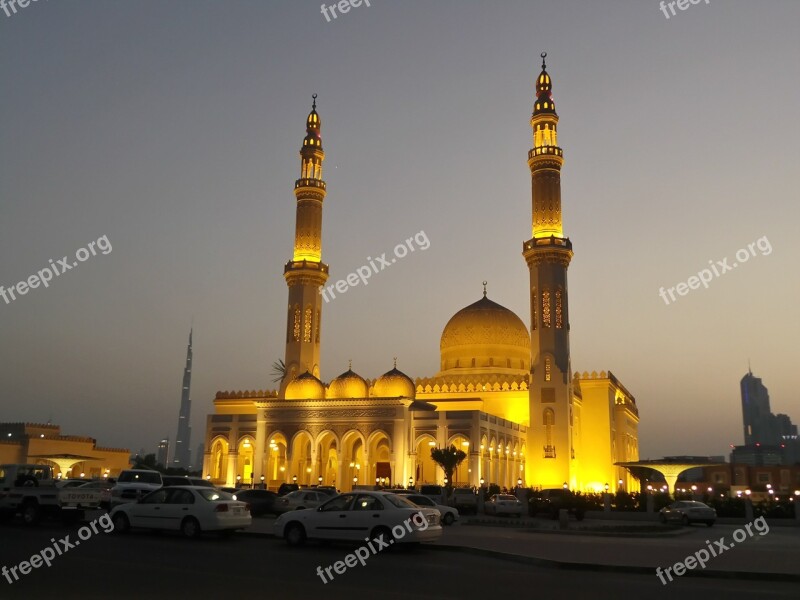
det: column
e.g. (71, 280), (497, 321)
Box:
(253, 409), (266, 484)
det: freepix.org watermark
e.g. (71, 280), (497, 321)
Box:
(655, 516), (769, 585)
(316, 511), (429, 584)
(320, 230), (429, 303)
(658, 236), (771, 306)
(659, 0), (710, 20)
(320, 0), (370, 23)
(2, 513), (114, 585)
(1, 0), (46, 19)
(1, 235), (112, 306)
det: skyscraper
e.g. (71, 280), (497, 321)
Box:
(156, 438), (170, 467)
(173, 329), (193, 468)
(741, 369), (776, 444)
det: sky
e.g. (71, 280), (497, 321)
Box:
(1, 0), (798, 462)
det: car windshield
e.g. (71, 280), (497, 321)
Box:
(383, 494), (417, 509)
(497, 495), (517, 501)
(118, 471), (161, 485)
(198, 489), (235, 502)
(408, 495), (435, 506)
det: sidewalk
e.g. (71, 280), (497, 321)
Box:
(246, 516), (800, 581)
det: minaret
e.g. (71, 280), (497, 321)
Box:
(522, 54), (575, 488)
(173, 328), (193, 468)
(281, 95), (329, 394)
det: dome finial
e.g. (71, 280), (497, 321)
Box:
(312, 93), (317, 110)
(393, 356), (397, 369)
(482, 281), (488, 297)
(348, 358), (352, 370)
(541, 52), (547, 70)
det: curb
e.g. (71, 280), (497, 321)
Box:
(424, 544), (800, 583)
(239, 530), (799, 582)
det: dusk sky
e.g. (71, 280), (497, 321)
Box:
(1, 0), (798, 461)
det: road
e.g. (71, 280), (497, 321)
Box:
(0, 520), (797, 599)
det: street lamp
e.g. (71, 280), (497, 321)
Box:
(562, 482), (568, 490)
(318, 476), (323, 484)
(604, 483), (610, 492)
(408, 477), (414, 488)
(517, 477), (522, 487)
(260, 475), (265, 488)
(353, 476), (358, 484)
(443, 477), (449, 485)
(479, 477), (485, 487)
(292, 475), (297, 483)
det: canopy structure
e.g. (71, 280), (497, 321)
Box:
(28, 454), (98, 477)
(616, 460), (725, 497)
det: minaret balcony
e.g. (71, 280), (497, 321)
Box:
(284, 259), (329, 275)
(529, 146), (563, 159)
(523, 236), (572, 251)
(543, 445), (556, 459)
(294, 178), (327, 191)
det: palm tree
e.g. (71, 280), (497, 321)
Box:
(430, 445), (467, 489)
(271, 359), (286, 384)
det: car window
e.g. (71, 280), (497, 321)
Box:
(142, 489), (168, 504)
(383, 494), (417, 509)
(320, 494), (355, 512)
(304, 492), (319, 501)
(197, 489), (235, 502)
(167, 489), (195, 504)
(409, 495), (434, 506)
(353, 495), (384, 511)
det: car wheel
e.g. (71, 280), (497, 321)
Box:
(370, 526), (394, 548)
(443, 513), (455, 526)
(181, 517), (201, 539)
(285, 522), (306, 547)
(681, 515), (689, 526)
(22, 502), (41, 526)
(112, 512), (130, 534)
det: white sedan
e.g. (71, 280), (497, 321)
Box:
(274, 491), (442, 546)
(405, 493), (460, 525)
(274, 489), (328, 513)
(110, 486), (251, 538)
(485, 494), (524, 517)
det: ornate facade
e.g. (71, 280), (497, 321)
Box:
(203, 58), (640, 493)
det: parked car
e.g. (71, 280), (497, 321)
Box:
(485, 494), (524, 517)
(274, 490), (328, 513)
(406, 493), (459, 525)
(77, 480), (115, 510)
(162, 476), (214, 488)
(659, 501), (716, 527)
(277, 483), (300, 496)
(111, 470), (163, 507)
(274, 491), (442, 546)
(384, 489), (414, 496)
(56, 479), (93, 489)
(419, 484), (445, 502)
(110, 486), (251, 538)
(313, 486), (339, 497)
(528, 488), (586, 521)
(450, 487), (478, 514)
(232, 489), (279, 517)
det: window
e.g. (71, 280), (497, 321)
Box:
(353, 495), (384, 511)
(321, 494), (356, 512)
(757, 473), (770, 483)
(545, 358), (551, 382)
(293, 306), (301, 342)
(531, 288), (537, 330)
(142, 489), (168, 504)
(542, 290), (551, 327)
(303, 307), (312, 342)
(555, 289), (563, 328)
(315, 309), (321, 342)
(167, 489), (195, 504)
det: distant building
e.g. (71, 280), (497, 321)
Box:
(738, 369), (798, 465)
(193, 443), (204, 471)
(156, 438), (170, 467)
(173, 329), (193, 468)
(0, 422), (129, 478)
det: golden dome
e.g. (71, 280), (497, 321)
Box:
(284, 371), (326, 400)
(373, 364), (415, 399)
(439, 294), (530, 374)
(327, 367), (368, 399)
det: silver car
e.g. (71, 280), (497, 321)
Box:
(274, 490), (327, 513)
(659, 501), (716, 527)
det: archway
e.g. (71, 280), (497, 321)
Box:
(290, 431), (314, 485)
(414, 435), (438, 485)
(448, 434), (471, 486)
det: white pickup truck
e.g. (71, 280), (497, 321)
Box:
(0, 464), (102, 525)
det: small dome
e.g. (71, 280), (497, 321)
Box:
(285, 371), (326, 400)
(328, 368), (368, 399)
(440, 294), (530, 374)
(373, 365), (415, 399)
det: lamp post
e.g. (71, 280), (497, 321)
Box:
(562, 482), (568, 490)
(318, 475), (323, 485)
(408, 476), (414, 489)
(260, 475), (265, 489)
(236, 475), (241, 488)
(603, 483), (611, 513)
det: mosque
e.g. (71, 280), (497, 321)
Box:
(203, 56), (640, 493)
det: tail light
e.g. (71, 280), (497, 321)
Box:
(215, 503), (229, 512)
